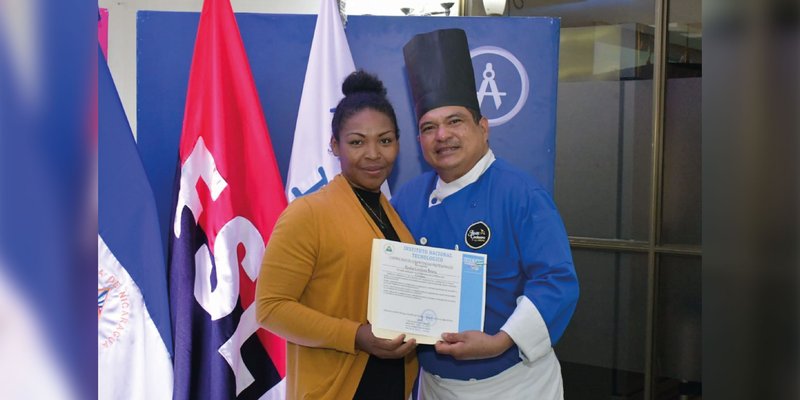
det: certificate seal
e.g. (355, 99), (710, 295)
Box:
(421, 309), (437, 326)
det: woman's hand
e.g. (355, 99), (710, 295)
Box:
(355, 324), (417, 359)
(433, 330), (514, 360)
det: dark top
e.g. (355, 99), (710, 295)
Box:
(351, 186), (405, 400)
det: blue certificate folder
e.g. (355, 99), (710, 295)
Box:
(368, 239), (487, 345)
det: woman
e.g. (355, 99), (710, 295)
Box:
(256, 71), (418, 400)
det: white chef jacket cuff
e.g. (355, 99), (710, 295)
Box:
(500, 296), (552, 363)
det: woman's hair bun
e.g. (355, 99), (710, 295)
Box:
(342, 70), (387, 97)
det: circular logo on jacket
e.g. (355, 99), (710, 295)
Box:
(465, 221), (491, 249)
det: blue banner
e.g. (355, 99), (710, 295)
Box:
(137, 13), (559, 262)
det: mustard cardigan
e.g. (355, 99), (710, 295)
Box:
(256, 175), (418, 400)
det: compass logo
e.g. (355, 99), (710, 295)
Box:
(471, 46), (530, 127)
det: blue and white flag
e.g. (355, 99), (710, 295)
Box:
(285, 0), (356, 202)
(98, 46), (173, 399)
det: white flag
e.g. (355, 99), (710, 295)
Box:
(98, 49), (173, 400)
(285, 0), (354, 202)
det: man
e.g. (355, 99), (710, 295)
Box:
(391, 29), (579, 399)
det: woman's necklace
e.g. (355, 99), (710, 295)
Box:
(353, 189), (387, 230)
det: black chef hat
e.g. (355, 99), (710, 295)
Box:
(403, 28), (480, 121)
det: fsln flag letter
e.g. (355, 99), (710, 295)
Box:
(168, 0), (287, 398)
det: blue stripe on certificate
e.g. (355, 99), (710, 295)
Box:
(458, 253), (487, 331)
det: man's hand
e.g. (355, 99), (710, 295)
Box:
(434, 330), (514, 360)
(355, 324), (417, 359)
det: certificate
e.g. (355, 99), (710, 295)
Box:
(368, 239), (486, 345)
